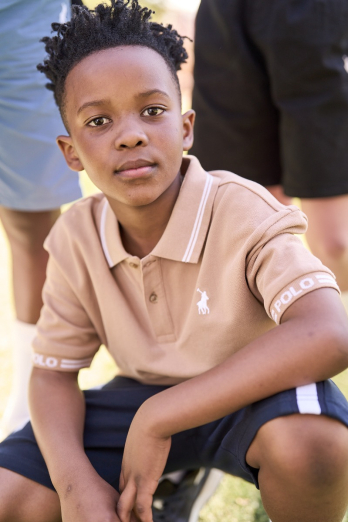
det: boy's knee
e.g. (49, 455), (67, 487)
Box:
(248, 414), (348, 488)
(0, 496), (20, 522)
(0, 468), (61, 522)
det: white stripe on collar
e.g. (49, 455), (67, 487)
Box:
(100, 199), (113, 267)
(182, 172), (213, 263)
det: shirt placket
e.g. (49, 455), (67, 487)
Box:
(141, 255), (176, 342)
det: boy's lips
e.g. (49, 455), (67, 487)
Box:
(115, 160), (156, 179)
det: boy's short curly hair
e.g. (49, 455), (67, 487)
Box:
(37, 0), (188, 127)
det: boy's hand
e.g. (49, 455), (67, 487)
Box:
(117, 410), (171, 522)
(60, 472), (122, 522)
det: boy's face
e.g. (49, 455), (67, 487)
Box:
(57, 46), (195, 209)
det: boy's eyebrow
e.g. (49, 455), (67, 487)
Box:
(77, 99), (110, 115)
(77, 90), (170, 116)
(136, 89), (170, 99)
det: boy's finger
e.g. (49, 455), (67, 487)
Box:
(134, 490), (153, 522)
(117, 483), (137, 522)
(119, 468), (125, 493)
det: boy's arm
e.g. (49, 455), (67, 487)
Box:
(29, 368), (121, 522)
(117, 288), (348, 522)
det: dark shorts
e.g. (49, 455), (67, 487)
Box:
(0, 377), (347, 491)
(191, 0), (348, 198)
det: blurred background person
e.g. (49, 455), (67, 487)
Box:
(191, 0), (348, 309)
(0, 0), (81, 438)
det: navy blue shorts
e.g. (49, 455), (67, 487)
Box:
(0, 377), (347, 491)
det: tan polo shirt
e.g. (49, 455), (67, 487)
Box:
(32, 156), (339, 384)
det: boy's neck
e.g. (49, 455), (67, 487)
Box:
(107, 172), (183, 259)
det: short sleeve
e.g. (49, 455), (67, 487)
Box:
(246, 206), (340, 324)
(32, 220), (101, 372)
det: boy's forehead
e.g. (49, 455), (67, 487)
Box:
(64, 46), (179, 109)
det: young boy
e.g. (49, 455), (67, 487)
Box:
(0, 1), (348, 521)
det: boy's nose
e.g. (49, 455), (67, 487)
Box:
(114, 124), (149, 150)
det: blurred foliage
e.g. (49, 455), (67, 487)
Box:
(82, 0), (166, 19)
(142, 0), (166, 17)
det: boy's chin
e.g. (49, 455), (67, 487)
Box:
(106, 176), (180, 209)
(126, 195), (162, 208)
(109, 192), (162, 209)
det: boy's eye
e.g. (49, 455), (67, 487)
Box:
(87, 117), (111, 127)
(142, 107), (165, 117)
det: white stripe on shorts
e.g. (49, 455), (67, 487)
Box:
(296, 383), (321, 415)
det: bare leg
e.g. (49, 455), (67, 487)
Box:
(0, 468), (61, 522)
(300, 196), (348, 291)
(265, 185), (292, 207)
(0, 207), (60, 323)
(247, 414), (348, 522)
(0, 208), (60, 436)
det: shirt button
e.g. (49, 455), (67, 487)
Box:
(129, 262), (138, 268)
(149, 292), (158, 303)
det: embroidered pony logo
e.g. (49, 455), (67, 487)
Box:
(197, 289), (210, 315)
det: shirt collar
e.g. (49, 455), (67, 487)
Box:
(100, 155), (220, 267)
(100, 198), (128, 267)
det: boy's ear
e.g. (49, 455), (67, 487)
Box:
(182, 110), (196, 152)
(56, 135), (84, 172)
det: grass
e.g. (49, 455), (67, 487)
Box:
(201, 475), (269, 522)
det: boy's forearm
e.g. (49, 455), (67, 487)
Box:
(29, 368), (94, 494)
(139, 289), (348, 438)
